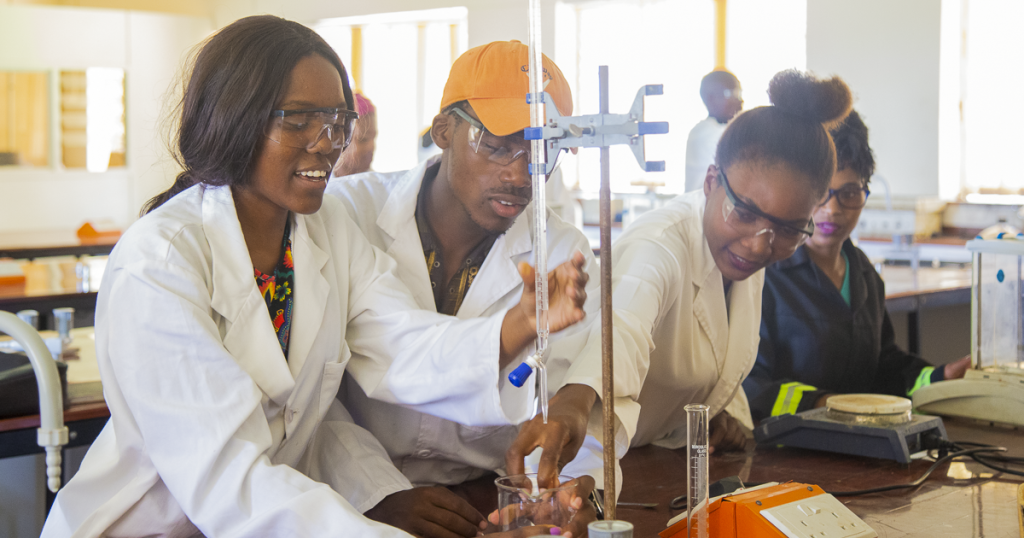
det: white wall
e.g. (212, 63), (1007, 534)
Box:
(126, 11), (215, 215)
(806, 0), (942, 198)
(0, 6), (211, 233)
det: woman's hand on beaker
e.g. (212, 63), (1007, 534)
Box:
(708, 411), (748, 454)
(505, 384), (596, 488)
(943, 355), (971, 380)
(364, 486), (487, 538)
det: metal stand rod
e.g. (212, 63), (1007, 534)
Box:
(598, 64), (616, 521)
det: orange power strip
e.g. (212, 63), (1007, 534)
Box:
(661, 482), (861, 538)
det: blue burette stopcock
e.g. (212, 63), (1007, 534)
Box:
(509, 354), (542, 387)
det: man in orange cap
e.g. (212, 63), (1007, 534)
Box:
(327, 40), (638, 537)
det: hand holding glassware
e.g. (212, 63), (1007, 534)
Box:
(494, 474), (580, 534)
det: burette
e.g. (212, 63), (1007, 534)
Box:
(506, 0), (669, 517)
(507, 0), (552, 425)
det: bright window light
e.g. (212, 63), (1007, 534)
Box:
(556, 0), (805, 195)
(557, 0), (715, 194)
(726, 0), (807, 110)
(960, 0), (1024, 195)
(85, 67), (125, 173)
(315, 9), (468, 173)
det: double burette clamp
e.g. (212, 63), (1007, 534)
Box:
(507, 87), (670, 401)
(523, 86), (669, 176)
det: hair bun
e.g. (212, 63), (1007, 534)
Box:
(768, 70), (852, 130)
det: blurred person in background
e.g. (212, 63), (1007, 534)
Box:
(333, 92), (377, 177)
(684, 70), (743, 193)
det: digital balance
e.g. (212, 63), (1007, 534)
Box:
(913, 236), (1024, 425)
(753, 394), (947, 464)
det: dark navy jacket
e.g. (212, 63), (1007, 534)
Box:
(743, 240), (943, 422)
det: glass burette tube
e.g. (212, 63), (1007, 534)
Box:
(527, 0), (550, 424)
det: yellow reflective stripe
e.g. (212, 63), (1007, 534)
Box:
(908, 366), (935, 396)
(771, 382), (818, 416)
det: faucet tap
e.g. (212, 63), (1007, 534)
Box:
(871, 173), (898, 241)
(0, 311), (69, 492)
(871, 173), (919, 279)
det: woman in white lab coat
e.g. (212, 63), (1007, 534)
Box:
(611, 71), (853, 452)
(41, 16), (586, 538)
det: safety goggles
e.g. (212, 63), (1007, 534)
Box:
(264, 108), (360, 151)
(718, 168), (814, 250)
(819, 183), (871, 209)
(448, 107), (566, 174)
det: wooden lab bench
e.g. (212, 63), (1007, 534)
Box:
(617, 418), (1022, 537)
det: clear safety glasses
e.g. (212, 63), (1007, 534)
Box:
(819, 183), (871, 209)
(264, 108), (360, 151)
(718, 168), (815, 251)
(448, 107), (567, 174)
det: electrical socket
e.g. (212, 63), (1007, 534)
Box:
(760, 493), (877, 538)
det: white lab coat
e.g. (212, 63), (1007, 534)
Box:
(684, 117), (728, 194)
(325, 157), (638, 490)
(611, 189), (758, 449)
(41, 184), (523, 538)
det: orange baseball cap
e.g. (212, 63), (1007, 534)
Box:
(440, 40), (572, 137)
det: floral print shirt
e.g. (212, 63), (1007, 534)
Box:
(254, 220), (294, 358)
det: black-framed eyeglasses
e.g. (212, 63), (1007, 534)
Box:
(448, 107), (567, 174)
(717, 167), (815, 249)
(264, 107), (360, 151)
(819, 183), (871, 209)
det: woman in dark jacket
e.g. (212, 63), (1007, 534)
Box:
(743, 110), (970, 422)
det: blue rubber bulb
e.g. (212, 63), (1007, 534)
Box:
(508, 362), (535, 387)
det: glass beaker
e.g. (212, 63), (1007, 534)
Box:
(495, 474), (577, 531)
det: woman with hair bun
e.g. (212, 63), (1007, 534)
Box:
(41, 14), (587, 538)
(743, 110), (970, 423)
(605, 70), (852, 453)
